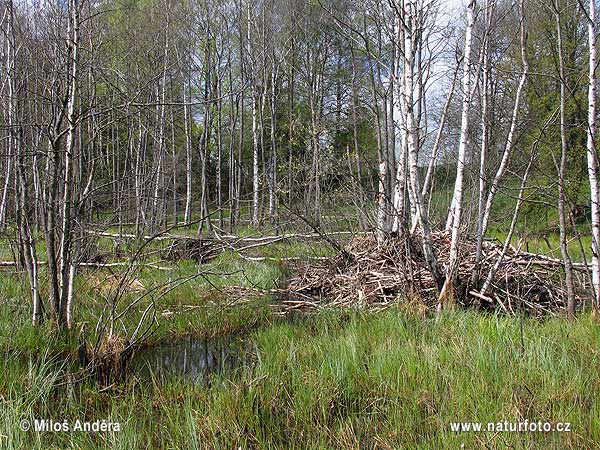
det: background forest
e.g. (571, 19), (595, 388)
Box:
(2, 0), (600, 448)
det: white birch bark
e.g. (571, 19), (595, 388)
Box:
(439, 0), (476, 312)
(445, 0), (476, 233)
(183, 81), (193, 224)
(58, 0), (79, 328)
(472, 0), (493, 283)
(1, 2), (12, 228)
(248, 5), (260, 224)
(377, 159), (387, 242)
(586, 0), (600, 311)
(392, 16), (407, 233)
(0, 0), (14, 228)
(152, 31), (169, 229)
(403, 0), (443, 290)
(251, 88), (260, 224)
(0, 153), (12, 228)
(268, 53), (277, 216)
(134, 109), (146, 234)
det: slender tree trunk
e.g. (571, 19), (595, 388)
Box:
(134, 108), (146, 235)
(7, 0), (43, 325)
(350, 47), (367, 229)
(287, 43), (295, 206)
(555, 3), (576, 317)
(585, 0), (600, 312)
(58, 0), (80, 328)
(268, 53), (277, 217)
(481, 157), (533, 295)
(216, 75), (224, 229)
(478, 0), (529, 240)
(392, 19), (408, 234)
(421, 64), (458, 199)
(403, 0), (443, 291)
(1, 0), (14, 230)
(364, 17), (387, 242)
(152, 32), (169, 231)
(472, 1), (493, 284)
(439, 0), (476, 313)
(228, 53), (238, 232)
(248, 5), (260, 225)
(236, 91), (244, 224)
(183, 76), (193, 224)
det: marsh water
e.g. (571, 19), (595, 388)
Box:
(132, 336), (248, 384)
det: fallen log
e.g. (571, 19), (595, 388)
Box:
(0, 260), (173, 270)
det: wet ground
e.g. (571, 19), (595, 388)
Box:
(131, 336), (248, 384)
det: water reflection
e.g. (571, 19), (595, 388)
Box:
(133, 337), (245, 383)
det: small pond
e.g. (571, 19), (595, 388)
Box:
(132, 336), (248, 384)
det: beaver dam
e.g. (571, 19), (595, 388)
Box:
(284, 232), (592, 316)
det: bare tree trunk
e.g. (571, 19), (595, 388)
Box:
(287, 43), (295, 207)
(0, 150), (12, 228)
(364, 17), (387, 242)
(585, 0), (600, 311)
(228, 52), (239, 231)
(481, 157), (533, 295)
(555, 2), (576, 317)
(170, 95), (177, 225)
(478, 0), (529, 241)
(17, 160), (42, 325)
(216, 75), (224, 229)
(45, 139), (62, 319)
(7, 0), (43, 325)
(472, 1), (493, 284)
(251, 86), (260, 224)
(183, 76), (193, 224)
(134, 107), (146, 235)
(421, 63), (459, 200)
(198, 84), (213, 234)
(350, 47), (367, 229)
(403, 0), (443, 291)
(1, 0), (14, 230)
(439, 0), (476, 313)
(248, 5), (260, 225)
(152, 31), (169, 231)
(197, 32), (213, 234)
(392, 18), (408, 234)
(268, 53), (277, 217)
(58, 0), (80, 328)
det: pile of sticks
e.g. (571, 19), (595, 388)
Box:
(285, 232), (591, 316)
(162, 238), (220, 263)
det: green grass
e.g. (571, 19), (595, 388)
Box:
(1, 308), (599, 448)
(0, 198), (598, 448)
(490, 229), (594, 262)
(426, 170), (595, 262)
(0, 249), (283, 353)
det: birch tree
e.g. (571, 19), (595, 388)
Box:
(585, 0), (600, 312)
(439, 0), (476, 312)
(401, 0), (444, 291)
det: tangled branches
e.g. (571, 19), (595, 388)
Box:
(285, 232), (591, 316)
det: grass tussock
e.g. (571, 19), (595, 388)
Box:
(1, 308), (599, 449)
